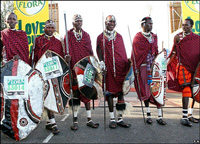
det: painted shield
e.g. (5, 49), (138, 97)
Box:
(35, 50), (70, 114)
(191, 62), (200, 103)
(73, 56), (103, 100)
(0, 59), (47, 141)
(122, 59), (135, 95)
(150, 50), (167, 105)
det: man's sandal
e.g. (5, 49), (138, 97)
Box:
(51, 124), (60, 135)
(180, 119), (192, 127)
(156, 118), (167, 125)
(117, 121), (131, 128)
(146, 117), (153, 124)
(109, 120), (117, 129)
(71, 122), (78, 131)
(188, 116), (199, 123)
(86, 120), (99, 128)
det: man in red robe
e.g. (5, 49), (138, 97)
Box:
(1, 12), (30, 65)
(32, 20), (64, 65)
(96, 15), (131, 129)
(167, 18), (200, 126)
(64, 14), (99, 131)
(131, 17), (166, 125)
(31, 20), (64, 134)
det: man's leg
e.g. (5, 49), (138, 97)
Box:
(188, 98), (199, 123)
(116, 92), (131, 128)
(46, 110), (59, 134)
(181, 97), (192, 127)
(107, 94), (117, 129)
(144, 99), (152, 124)
(85, 102), (99, 128)
(69, 98), (80, 131)
(156, 106), (166, 125)
(178, 66), (192, 126)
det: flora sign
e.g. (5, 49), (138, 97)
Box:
(182, 1), (200, 35)
(16, 1), (46, 16)
(14, 1), (49, 55)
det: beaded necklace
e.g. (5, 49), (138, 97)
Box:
(44, 34), (53, 40)
(73, 29), (82, 41)
(142, 32), (153, 43)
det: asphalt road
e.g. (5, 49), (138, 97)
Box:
(1, 92), (200, 144)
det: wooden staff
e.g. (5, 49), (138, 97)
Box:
(31, 22), (38, 68)
(128, 25), (146, 124)
(102, 13), (107, 130)
(64, 11), (75, 127)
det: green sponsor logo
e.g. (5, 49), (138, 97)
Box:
(185, 1), (199, 13)
(43, 59), (58, 73)
(85, 68), (94, 83)
(7, 79), (25, 91)
(16, 1), (46, 16)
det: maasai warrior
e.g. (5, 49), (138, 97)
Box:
(131, 17), (166, 125)
(31, 19), (64, 134)
(64, 14), (99, 131)
(1, 12), (30, 65)
(168, 18), (200, 126)
(32, 20), (64, 64)
(96, 15), (131, 129)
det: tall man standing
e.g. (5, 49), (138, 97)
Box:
(168, 18), (200, 126)
(64, 14), (99, 131)
(31, 19), (64, 134)
(96, 15), (131, 129)
(1, 12), (30, 65)
(131, 17), (166, 125)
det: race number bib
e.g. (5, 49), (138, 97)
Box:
(161, 58), (167, 75)
(4, 76), (28, 98)
(83, 63), (96, 88)
(42, 56), (63, 80)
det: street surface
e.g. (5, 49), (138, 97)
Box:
(1, 91), (200, 143)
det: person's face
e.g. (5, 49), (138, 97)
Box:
(7, 14), (17, 29)
(44, 23), (55, 36)
(182, 20), (192, 34)
(73, 20), (82, 31)
(143, 19), (153, 32)
(106, 20), (116, 31)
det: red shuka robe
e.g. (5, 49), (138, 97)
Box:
(64, 28), (93, 71)
(33, 34), (64, 64)
(131, 32), (159, 105)
(1, 28), (30, 65)
(96, 32), (129, 95)
(167, 32), (200, 92)
(64, 28), (93, 104)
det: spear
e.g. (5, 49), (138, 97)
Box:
(64, 11), (74, 127)
(31, 22), (38, 68)
(102, 13), (106, 130)
(127, 25), (146, 124)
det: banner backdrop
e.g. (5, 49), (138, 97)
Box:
(14, 1), (49, 55)
(181, 1), (200, 35)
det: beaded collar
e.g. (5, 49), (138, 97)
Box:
(183, 32), (191, 38)
(142, 32), (154, 43)
(104, 29), (117, 41)
(73, 29), (82, 41)
(44, 34), (53, 40)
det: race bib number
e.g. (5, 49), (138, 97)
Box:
(83, 63), (96, 88)
(161, 58), (167, 76)
(42, 56), (63, 80)
(4, 76), (28, 97)
(161, 58), (167, 71)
